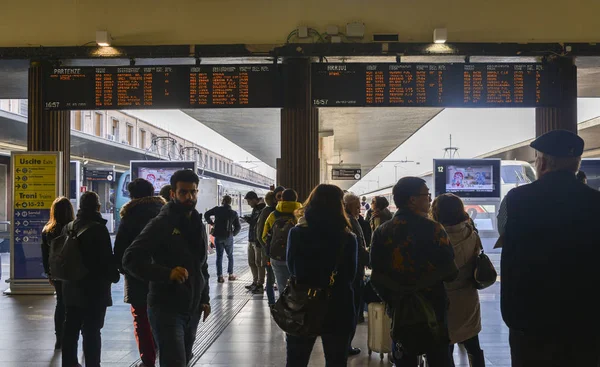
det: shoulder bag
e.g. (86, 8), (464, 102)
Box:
(473, 235), (497, 289)
(270, 235), (346, 337)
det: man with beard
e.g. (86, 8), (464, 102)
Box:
(123, 169), (210, 367)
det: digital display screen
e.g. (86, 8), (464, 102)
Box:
(137, 167), (184, 194)
(445, 165), (494, 193)
(312, 63), (560, 108)
(434, 159), (501, 198)
(43, 65), (281, 110)
(579, 159), (600, 191)
(130, 161), (196, 194)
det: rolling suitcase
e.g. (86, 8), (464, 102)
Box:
(367, 302), (392, 360)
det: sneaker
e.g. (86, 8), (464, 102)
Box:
(245, 283), (257, 290)
(252, 285), (264, 294)
(228, 275), (237, 281)
(217, 276), (225, 283)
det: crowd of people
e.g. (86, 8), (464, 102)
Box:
(40, 129), (600, 367)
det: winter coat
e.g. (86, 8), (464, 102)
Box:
(256, 204), (276, 247)
(114, 196), (165, 305)
(370, 207), (393, 232)
(123, 202), (210, 314)
(204, 204), (241, 238)
(347, 214), (369, 271)
(243, 202), (266, 244)
(41, 224), (66, 278)
(444, 221), (482, 344)
(358, 215), (372, 247)
(62, 211), (120, 308)
(287, 217), (358, 333)
(261, 201), (302, 244)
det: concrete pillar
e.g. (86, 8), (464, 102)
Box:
(279, 58), (319, 202)
(535, 57), (577, 136)
(27, 61), (70, 197)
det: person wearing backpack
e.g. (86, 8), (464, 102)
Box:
(285, 184), (358, 366)
(205, 195), (241, 283)
(431, 194), (485, 367)
(370, 177), (456, 367)
(60, 191), (120, 367)
(114, 178), (166, 367)
(241, 191), (266, 294)
(262, 189), (302, 293)
(41, 196), (75, 350)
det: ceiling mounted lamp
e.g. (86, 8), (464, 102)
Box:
(96, 30), (112, 47)
(433, 28), (448, 44)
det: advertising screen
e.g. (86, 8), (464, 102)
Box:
(579, 159), (600, 191)
(130, 161), (196, 194)
(434, 159), (501, 198)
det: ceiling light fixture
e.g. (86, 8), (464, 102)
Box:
(96, 30), (112, 47)
(433, 28), (447, 44)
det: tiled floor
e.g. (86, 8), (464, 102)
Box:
(0, 230), (510, 366)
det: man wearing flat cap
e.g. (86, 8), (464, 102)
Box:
(499, 130), (600, 366)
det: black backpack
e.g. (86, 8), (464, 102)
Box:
(48, 222), (94, 281)
(267, 211), (296, 261)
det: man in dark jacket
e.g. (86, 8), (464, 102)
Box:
(501, 130), (600, 366)
(114, 178), (165, 367)
(344, 193), (370, 356)
(123, 169), (211, 367)
(62, 191), (120, 367)
(256, 191), (277, 304)
(205, 195), (241, 283)
(242, 191), (267, 293)
(370, 177), (456, 365)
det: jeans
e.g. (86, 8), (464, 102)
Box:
(215, 235), (234, 277)
(271, 259), (291, 295)
(286, 332), (351, 367)
(62, 305), (107, 367)
(53, 280), (65, 343)
(248, 242), (265, 285)
(392, 340), (451, 367)
(264, 251), (276, 305)
(348, 273), (364, 349)
(131, 304), (156, 367)
(148, 307), (201, 367)
(509, 328), (600, 367)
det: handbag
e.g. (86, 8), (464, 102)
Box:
(473, 236), (497, 289)
(270, 237), (346, 337)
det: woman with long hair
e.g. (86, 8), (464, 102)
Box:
(431, 193), (485, 367)
(41, 196), (75, 350)
(286, 184), (358, 367)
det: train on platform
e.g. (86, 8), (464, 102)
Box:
(114, 160), (270, 229)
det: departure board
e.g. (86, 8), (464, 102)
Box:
(311, 63), (561, 108)
(43, 65), (280, 110)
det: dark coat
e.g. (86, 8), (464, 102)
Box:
(370, 209), (456, 324)
(62, 211), (120, 308)
(358, 215), (372, 247)
(348, 214), (369, 272)
(501, 170), (600, 337)
(204, 204), (241, 238)
(123, 202), (210, 314)
(114, 196), (165, 305)
(244, 202), (266, 243)
(41, 224), (66, 278)
(287, 219), (358, 334)
(256, 205), (276, 247)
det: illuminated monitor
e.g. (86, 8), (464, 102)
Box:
(433, 159), (501, 199)
(130, 161), (196, 194)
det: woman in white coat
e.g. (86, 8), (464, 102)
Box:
(431, 193), (485, 367)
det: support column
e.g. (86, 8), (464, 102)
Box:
(279, 58), (319, 202)
(27, 61), (70, 197)
(535, 57), (577, 136)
